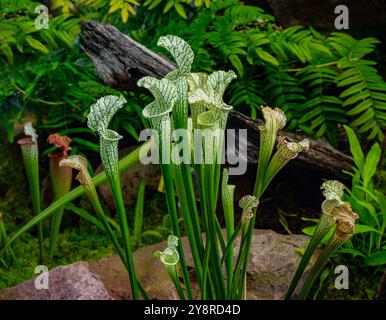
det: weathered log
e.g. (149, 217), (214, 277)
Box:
(79, 21), (175, 92)
(79, 20), (353, 180)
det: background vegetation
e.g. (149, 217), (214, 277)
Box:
(0, 0), (384, 299)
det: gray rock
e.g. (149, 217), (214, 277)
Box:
(241, 229), (311, 299)
(0, 262), (112, 300)
(90, 229), (313, 300)
(1, 229), (315, 300)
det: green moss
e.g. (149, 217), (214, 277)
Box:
(0, 228), (115, 289)
(0, 190), (171, 290)
(0, 131), (33, 225)
(314, 256), (381, 300)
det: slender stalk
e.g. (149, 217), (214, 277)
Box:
(0, 211), (18, 266)
(133, 180), (146, 239)
(221, 172), (235, 285)
(77, 171), (148, 300)
(93, 180), (149, 300)
(298, 244), (335, 300)
(295, 185), (358, 300)
(284, 214), (335, 299)
(205, 163), (226, 298)
(281, 61), (338, 73)
(86, 181), (128, 269)
(161, 163), (194, 299)
(109, 173), (139, 299)
(27, 156), (44, 264)
(181, 164), (204, 256)
(220, 224), (241, 266)
(18, 123), (44, 264)
(201, 240), (212, 300)
(108, 144), (139, 298)
(229, 225), (250, 299)
(173, 164), (204, 288)
(235, 196), (259, 299)
(194, 164), (216, 299)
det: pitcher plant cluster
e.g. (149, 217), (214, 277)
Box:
(0, 35), (360, 301)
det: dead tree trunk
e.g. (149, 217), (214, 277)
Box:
(79, 20), (353, 180)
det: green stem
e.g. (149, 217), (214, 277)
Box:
(298, 249), (332, 300)
(23, 151), (44, 264)
(229, 223), (251, 299)
(0, 217), (18, 266)
(48, 206), (65, 259)
(133, 180), (146, 239)
(281, 61), (338, 72)
(182, 164), (204, 256)
(108, 174), (139, 300)
(84, 182), (148, 300)
(194, 164), (216, 299)
(171, 273), (186, 300)
(298, 232), (349, 300)
(223, 192), (234, 292)
(173, 164), (204, 289)
(205, 163), (226, 299)
(195, 164), (209, 234)
(161, 163), (194, 300)
(284, 215), (335, 299)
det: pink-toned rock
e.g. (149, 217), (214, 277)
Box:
(0, 229), (315, 300)
(0, 262), (111, 300)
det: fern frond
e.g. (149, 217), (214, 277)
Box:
(268, 26), (333, 64)
(337, 59), (386, 140)
(330, 33), (386, 141)
(228, 68), (265, 118)
(263, 67), (306, 130)
(222, 3), (274, 26)
(296, 65), (345, 144)
(207, 22), (246, 75)
(328, 33), (380, 60)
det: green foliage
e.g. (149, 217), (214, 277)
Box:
(332, 34), (386, 141)
(1, 0), (385, 151)
(342, 126), (386, 266)
(295, 65), (344, 144)
(0, 0), (146, 155)
(302, 127), (385, 268)
(130, 0), (385, 144)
